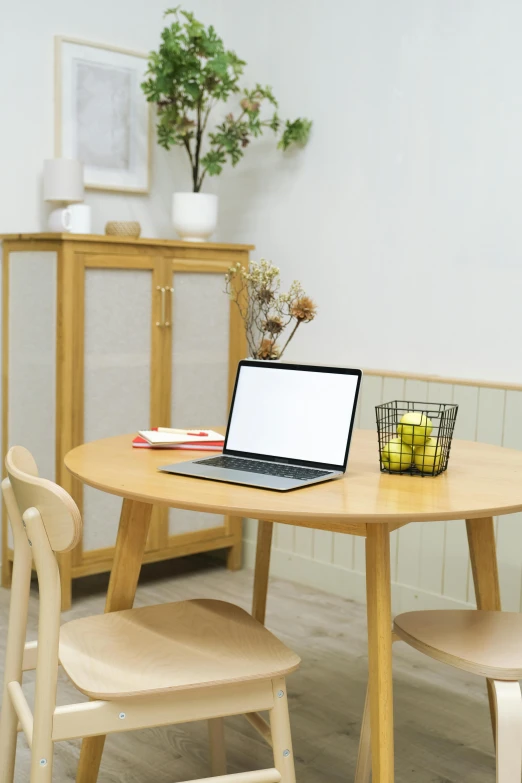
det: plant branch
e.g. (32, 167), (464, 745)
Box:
(278, 320), (301, 359)
(194, 100), (203, 191)
(198, 106), (249, 192)
(196, 100), (216, 191)
(182, 136), (195, 168)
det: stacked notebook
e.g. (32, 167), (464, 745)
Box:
(133, 427), (224, 451)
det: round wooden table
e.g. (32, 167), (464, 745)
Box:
(65, 430), (522, 783)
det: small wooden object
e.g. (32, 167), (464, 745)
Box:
(105, 221), (141, 238)
(0, 446), (299, 783)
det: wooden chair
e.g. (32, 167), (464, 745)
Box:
(0, 446), (300, 783)
(355, 614), (522, 783)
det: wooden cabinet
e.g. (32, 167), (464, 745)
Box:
(0, 234), (251, 608)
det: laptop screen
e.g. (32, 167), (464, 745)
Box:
(224, 362), (362, 470)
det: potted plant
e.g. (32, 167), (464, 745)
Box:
(142, 7), (312, 241)
(225, 259), (317, 359)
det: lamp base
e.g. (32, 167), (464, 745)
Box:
(48, 205), (91, 234)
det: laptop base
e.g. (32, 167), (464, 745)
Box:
(158, 459), (342, 492)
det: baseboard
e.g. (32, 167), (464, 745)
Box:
(243, 538), (476, 614)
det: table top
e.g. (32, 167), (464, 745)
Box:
(64, 430), (522, 526)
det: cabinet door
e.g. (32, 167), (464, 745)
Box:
(81, 258), (160, 555)
(6, 252), (57, 477)
(5, 251), (57, 548)
(168, 271), (230, 535)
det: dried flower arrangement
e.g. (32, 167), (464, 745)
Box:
(225, 259), (317, 360)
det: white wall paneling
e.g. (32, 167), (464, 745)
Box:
(244, 371), (522, 614)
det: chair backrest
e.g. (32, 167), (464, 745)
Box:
(5, 446), (82, 553)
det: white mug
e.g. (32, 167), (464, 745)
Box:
(48, 204), (92, 234)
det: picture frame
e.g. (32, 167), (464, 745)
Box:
(54, 36), (152, 194)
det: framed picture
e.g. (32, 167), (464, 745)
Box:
(55, 36), (152, 194)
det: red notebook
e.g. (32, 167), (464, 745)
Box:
(132, 429), (223, 451)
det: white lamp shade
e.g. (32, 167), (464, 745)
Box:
(43, 159), (84, 203)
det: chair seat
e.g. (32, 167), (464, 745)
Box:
(59, 599), (300, 700)
(394, 610), (522, 680)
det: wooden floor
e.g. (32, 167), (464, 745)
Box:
(0, 555), (496, 782)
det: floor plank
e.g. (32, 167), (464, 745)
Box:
(0, 556), (495, 782)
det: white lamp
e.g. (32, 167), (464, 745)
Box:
(43, 159), (89, 232)
(44, 159), (84, 202)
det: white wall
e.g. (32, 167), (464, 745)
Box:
(212, 0), (522, 384)
(3, 1), (521, 383)
(0, 0), (220, 237)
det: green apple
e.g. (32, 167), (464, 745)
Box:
(414, 437), (444, 474)
(397, 412), (433, 446)
(381, 437), (413, 472)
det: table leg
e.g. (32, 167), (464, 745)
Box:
(75, 498), (153, 783)
(366, 523), (394, 783)
(252, 521), (273, 625)
(466, 517), (501, 742)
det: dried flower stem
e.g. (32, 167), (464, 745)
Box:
(225, 259), (316, 360)
(278, 319), (301, 358)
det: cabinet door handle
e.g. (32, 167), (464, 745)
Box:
(156, 286), (166, 327)
(165, 286), (174, 327)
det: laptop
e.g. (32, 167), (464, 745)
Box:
(159, 360), (362, 492)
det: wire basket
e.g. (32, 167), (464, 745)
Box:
(376, 400), (458, 476)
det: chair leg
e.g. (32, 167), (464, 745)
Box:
(492, 680), (522, 783)
(29, 745), (53, 782)
(354, 684), (372, 783)
(269, 678), (296, 783)
(0, 687), (18, 783)
(0, 495), (33, 783)
(208, 717), (227, 775)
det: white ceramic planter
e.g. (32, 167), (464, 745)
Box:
(172, 192), (218, 242)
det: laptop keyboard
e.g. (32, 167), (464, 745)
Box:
(196, 455), (332, 481)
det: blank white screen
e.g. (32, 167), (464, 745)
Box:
(226, 366), (359, 466)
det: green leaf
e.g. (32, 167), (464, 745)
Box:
(278, 118), (312, 150)
(143, 7), (311, 187)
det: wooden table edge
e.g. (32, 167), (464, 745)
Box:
(62, 456), (522, 527)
